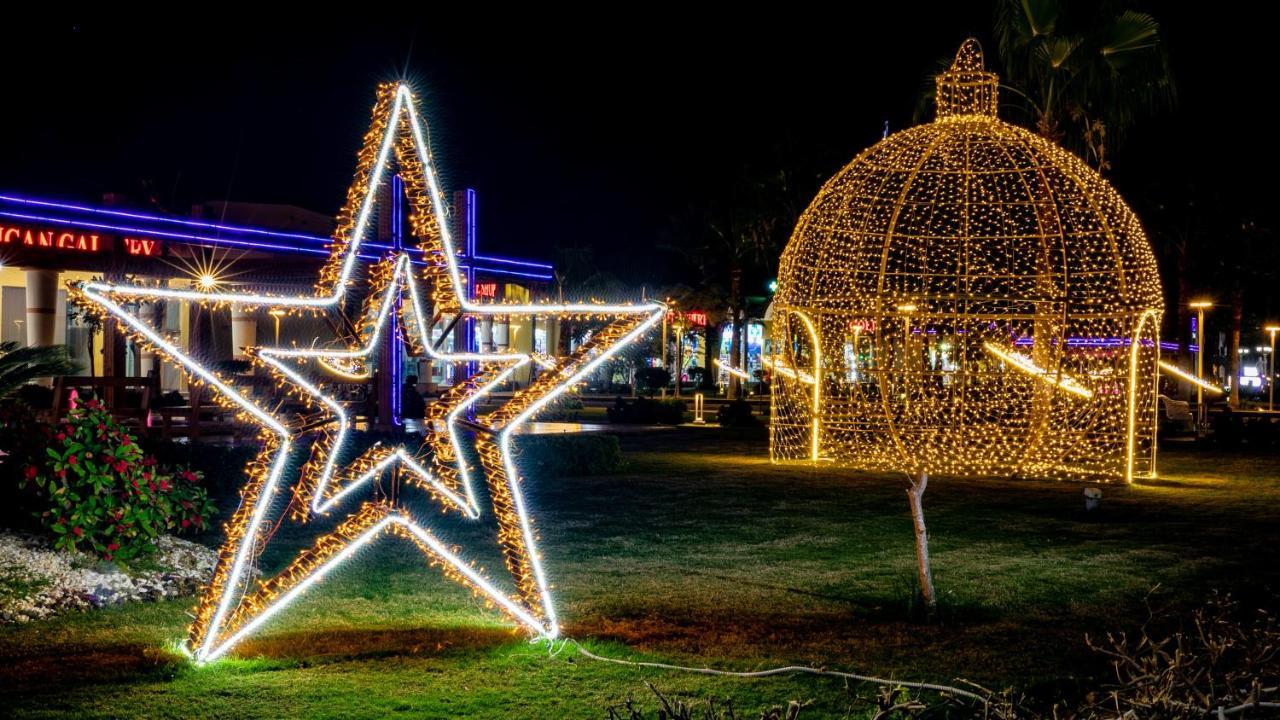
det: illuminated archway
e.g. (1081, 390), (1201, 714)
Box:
(1126, 309), (1162, 482)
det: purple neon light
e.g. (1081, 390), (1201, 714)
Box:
(0, 193), (330, 243)
(2, 192), (554, 280)
(0, 210), (334, 257)
(473, 254), (553, 270)
(1008, 336), (1197, 352)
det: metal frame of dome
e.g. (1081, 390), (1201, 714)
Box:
(769, 39), (1164, 484)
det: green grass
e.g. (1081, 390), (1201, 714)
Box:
(2, 429), (1277, 718)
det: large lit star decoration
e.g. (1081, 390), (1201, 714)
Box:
(69, 82), (664, 663)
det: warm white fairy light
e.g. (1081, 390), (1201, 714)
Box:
(1158, 360), (1223, 394)
(983, 343), (1094, 400)
(70, 82), (664, 664)
(714, 358), (750, 380)
(770, 39), (1164, 483)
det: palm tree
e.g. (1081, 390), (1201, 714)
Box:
(993, 0), (1175, 172)
(0, 342), (79, 401)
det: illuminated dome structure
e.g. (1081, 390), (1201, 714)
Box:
(770, 40), (1163, 483)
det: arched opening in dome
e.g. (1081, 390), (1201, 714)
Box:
(1127, 310), (1161, 481)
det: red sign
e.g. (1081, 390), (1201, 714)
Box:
(1, 223), (101, 252)
(474, 281), (498, 299)
(686, 311), (708, 327)
(123, 237), (162, 256)
(850, 318), (877, 333)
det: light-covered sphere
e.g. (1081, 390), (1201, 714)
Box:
(770, 40), (1163, 483)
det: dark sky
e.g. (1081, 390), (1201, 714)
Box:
(0, 7), (1267, 288)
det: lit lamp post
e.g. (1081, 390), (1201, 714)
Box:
(269, 308), (286, 346)
(897, 303), (916, 407)
(1267, 324), (1280, 412)
(673, 321), (684, 398)
(1189, 299), (1213, 427)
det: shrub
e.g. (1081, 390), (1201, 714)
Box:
(607, 397), (686, 425)
(533, 394), (585, 422)
(635, 367), (671, 395)
(24, 400), (215, 562)
(143, 438), (260, 504)
(12, 383), (54, 410)
(0, 401), (48, 530)
(513, 433), (625, 476)
(716, 399), (760, 427)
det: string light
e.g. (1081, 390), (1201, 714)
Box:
(770, 40), (1164, 483)
(714, 358), (750, 381)
(70, 82), (663, 663)
(1158, 360), (1223, 394)
(982, 343), (1094, 399)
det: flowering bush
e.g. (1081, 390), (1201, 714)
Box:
(24, 400), (215, 562)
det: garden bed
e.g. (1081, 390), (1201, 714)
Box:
(0, 531), (215, 623)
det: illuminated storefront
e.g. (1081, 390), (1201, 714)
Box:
(0, 188), (554, 392)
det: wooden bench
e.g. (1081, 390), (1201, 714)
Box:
(50, 375), (159, 436)
(153, 383), (252, 442)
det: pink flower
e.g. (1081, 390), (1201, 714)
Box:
(23, 465), (36, 480)
(72, 526), (83, 537)
(67, 454), (78, 466)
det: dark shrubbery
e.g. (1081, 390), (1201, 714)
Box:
(11, 383), (53, 410)
(607, 397), (686, 425)
(144, 438), (261, 503)
(533, 394), (586, 422)
(512, 433), (625, 477)
(716, 399), (760, 427)
(634, 367), (672, 395)
(22, 400), (214, 562)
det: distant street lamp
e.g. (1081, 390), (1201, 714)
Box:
(1267, 324), (1280, 412)
(1189, 299), (1213, 425)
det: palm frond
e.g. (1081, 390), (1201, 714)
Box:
(0, 342), (80, 400)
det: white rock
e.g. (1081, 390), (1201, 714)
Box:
(0, 531), (218, 623)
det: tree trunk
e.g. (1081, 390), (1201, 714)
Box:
(907, 472), (936, 609)
(702, 323), (719, 392)
(728, 266), (743, 399)
(1176, 253), (1192, 400)
(1229, 287), (1243, 408)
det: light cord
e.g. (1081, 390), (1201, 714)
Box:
(565, 638), (989, 706)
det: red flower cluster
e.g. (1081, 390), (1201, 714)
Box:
(22, 402), (216, 562)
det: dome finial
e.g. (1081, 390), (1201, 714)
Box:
(935, 38), (999, 119)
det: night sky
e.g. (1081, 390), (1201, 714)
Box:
(1, 8), (1268, 290)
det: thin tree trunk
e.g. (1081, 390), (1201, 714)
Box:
(702, 323), (718, 392)
(907, 472), (936, 609)
(728, 266), (743, 399)
(1229, 287), (1243, 408)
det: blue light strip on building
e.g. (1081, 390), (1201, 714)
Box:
(0, 192), (553, 280)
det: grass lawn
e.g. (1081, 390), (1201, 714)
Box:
(2, 428), (1277, 718)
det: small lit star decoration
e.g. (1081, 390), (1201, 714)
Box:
(770, 40), (1164, 483)
(69, 82), (664, 663)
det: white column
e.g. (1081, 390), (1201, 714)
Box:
(24, 268), (59, 347)
(479, 317), (495, 353)
(230, 306), (257, 360)
(493, 316), (510, 350)
(139, 302), (159, 378)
